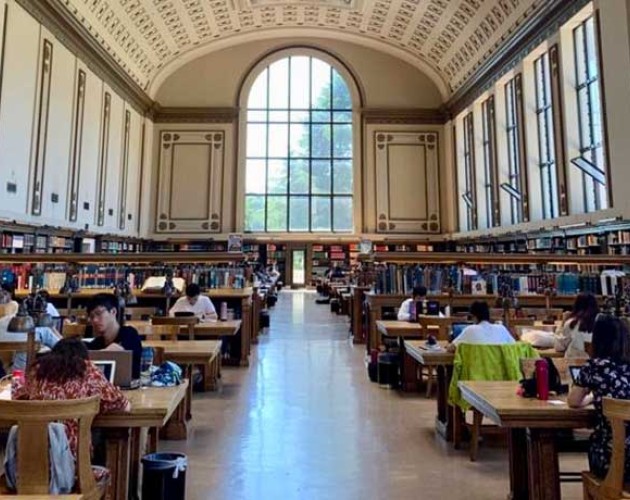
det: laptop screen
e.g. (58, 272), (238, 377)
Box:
(426, 300), (440, 316)
(93, 361), (116, 384)
(451, 323), (470, 340)
(569, 366), (582, 384)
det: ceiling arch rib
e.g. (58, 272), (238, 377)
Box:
(58, 0), (547, 101)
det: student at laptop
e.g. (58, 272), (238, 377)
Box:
(86, 293), (143, 379)
(10, 338), (129, 492)
(397, 286), (443, 321)
(448, 301), (515, 351)
(169, 283), (218, 321)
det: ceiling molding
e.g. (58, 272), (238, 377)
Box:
(152, 107), (239, 124)
(16, 0), (153, 114)
(362, 108), (450, 125)
(447, 0), (591, 116)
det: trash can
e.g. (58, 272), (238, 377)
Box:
(260, 310), (270, 332)
(141, 452), (187, 500)
(377, 352), (399, 389)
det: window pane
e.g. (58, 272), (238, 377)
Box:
(290, 111), (309, 123)
(269, 110), (289, 123)
(245, 196), (265, 231)
(332, 69), (351, 109)
(290, 56), (310, 109)
(311, 59), (331, 109)
(268, 160), (287, 194)
(246, 160), (266, 194)
(289, 196), (309, 231)
(290, 160), (309, 194)
(312, 111), (330, 123)
(312, 160), (331, 194)
(247, 110), (266, 122)
(333, 124), (352, 157)
(333, 111), (352, 123)
(311, 197), (331, 231)
(266, 196), (287, 231)
(333, 160), (352, 194)
(333, 197), (352, 231)
(268, 124), (288, 157)
(269, 59), (289, 109)
(248, 70), (267, 109)
(312, 124), (331, 157)
(247, 124), (267, 157)
(290, 124), (309, 158)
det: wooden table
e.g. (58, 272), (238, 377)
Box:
(376, 320), (424, 338)
(459, 381), (594, 500)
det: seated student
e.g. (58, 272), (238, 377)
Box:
(169, 283), (217, 322)
(10, 338), (129, 492)
(86, 293), (143, 379)
(448, 301), (515, 350)
(397, 286), (443, 321)
(38, 289), (60, 318)
(555, 292), (598, 358)
(569, 315), (630, 481)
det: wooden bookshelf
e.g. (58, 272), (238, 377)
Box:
(0, 252), (245, 264)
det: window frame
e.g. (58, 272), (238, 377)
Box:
(462, 112), (477, 231)
(481, 96), (500, 227)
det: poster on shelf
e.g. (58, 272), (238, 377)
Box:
(228, 234), (243, 253)
(359, 239), (372, 255)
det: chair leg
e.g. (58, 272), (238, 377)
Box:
(470, 409), (483, 461)
(425, 367), (434, 398)
(453, 407), (464, 450)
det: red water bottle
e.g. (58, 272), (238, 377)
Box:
(535, 359), (549, 401)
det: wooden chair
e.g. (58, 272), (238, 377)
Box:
(124, 307), (157, 321)
(63, 323), (87, 338)
(151, 316), (199, 340)
(583, 397), (630, 499)
(0, 396), (104, 499)
(417, 317), (456, 397)
(134, 324), (179, 341)
(0, 331), (39, 371)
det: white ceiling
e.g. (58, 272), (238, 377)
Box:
(58, 0), (545, 97)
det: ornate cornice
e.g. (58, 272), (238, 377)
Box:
(362, 108), (449, 125)
(152, 107), (239, 124)
(16, 0), (153, 114)
(447, 0), (591, 117)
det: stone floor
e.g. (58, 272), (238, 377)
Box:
(162, 290), (586, 500)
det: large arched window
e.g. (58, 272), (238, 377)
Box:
(243, 54), (354, 232)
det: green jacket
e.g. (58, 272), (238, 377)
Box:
(448, 342), (539, 411)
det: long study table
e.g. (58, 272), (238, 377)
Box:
(458, 381), (594, 500)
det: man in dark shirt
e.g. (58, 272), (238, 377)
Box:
(86, 293), (142, 379)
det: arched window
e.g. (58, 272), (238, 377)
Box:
(243, 54), (354, 232)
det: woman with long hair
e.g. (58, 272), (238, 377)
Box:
(554, 292), (599, 358)
(569, 315), (630, 480)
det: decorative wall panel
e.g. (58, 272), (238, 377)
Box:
(156, 131), (224, 233)
(96, 91), (111, 226)
(118, 110), (131, 230)
(68, 68), (86, 222)
(374, 131), (440, 233)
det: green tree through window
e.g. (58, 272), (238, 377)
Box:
(245, 56), (353, 232)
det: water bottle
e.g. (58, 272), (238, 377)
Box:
(535, 359), (549, 401)
(140, 347), (154, 386)
(220, 302), (228, 321)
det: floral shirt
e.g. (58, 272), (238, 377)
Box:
(12, 361), (129, 459)
(575, 358), (630, 479)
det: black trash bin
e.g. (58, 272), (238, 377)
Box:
(141, 452), (187, 500)
(377, 352), (399, 388)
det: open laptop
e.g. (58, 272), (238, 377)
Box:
(88, 350), (135, 389)
(92, 360), (116, 384)
(450, 322), (472, 341)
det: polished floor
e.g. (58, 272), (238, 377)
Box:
(162, 291), (585, 500)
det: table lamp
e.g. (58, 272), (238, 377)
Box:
(7, 302), (37, 370)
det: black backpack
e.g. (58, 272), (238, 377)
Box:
(520, 357), (568, 397)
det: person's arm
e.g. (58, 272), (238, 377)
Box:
(397, 300), (411, 321)
(554, 321), (572, 353)
(87, 364), (130, 412)
(568, 385), (593, 408)
(203, 297), (218, 321)
(168, 298), (184, 316)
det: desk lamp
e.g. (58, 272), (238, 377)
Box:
(7, 301), (37, 370)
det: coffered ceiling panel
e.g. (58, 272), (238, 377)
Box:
(58, 0), (546, 95)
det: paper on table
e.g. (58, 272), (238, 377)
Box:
(547, 400), (566, 406)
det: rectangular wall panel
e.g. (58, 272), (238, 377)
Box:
(0, 2), (39, 216)
(95, 91), (111, 226)
(124, 109), (143, 235)
(374, 131), (440, 233)
(118, 109), (131, 230)
(156, 131), (224, 233)
(102, 90), (123, 229)
(68, 67), (86, 222)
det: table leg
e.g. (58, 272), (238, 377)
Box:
(434, 364), (451, 441)
(526, 428), (561, 500)
(129, 428), (142, 500)
(508, 428), (530, 500)
(160, 391), (188, 440)
(240, 298), (251, 367)
(103, 427), (131, 500)
(400, 342), (419, 392)
(148, 428), (159, 454)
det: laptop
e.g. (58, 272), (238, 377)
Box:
(88, 350), (135, 389)
(569, 366), (582, 384)
(451, 323), (471, 341)
(426, 300), (441, 316)
(92, 360), (116, 384)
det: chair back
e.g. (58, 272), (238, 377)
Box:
(135, 323), (179, 341)
(57, 308), (88, 321)
(520, 308), (564, 321)
(417, 317), (457, 341)
(151, 316), (199, 340)
(63, 323), (87, 338)
(0, 396), (100, 495)
(0, 331), (39, 371)
(125, 307), (157, 321)
(520, 357), (588, 385)
(600, 397), (630, 497)
(0, 302), (18, 318)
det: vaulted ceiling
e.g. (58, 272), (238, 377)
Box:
(58, 0), (545, 97)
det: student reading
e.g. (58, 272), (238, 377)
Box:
(169, 283), (218, 321)
(397, 286), (444, 321)
(86, 293), (143, 379)
(448, 301), (514, 350)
